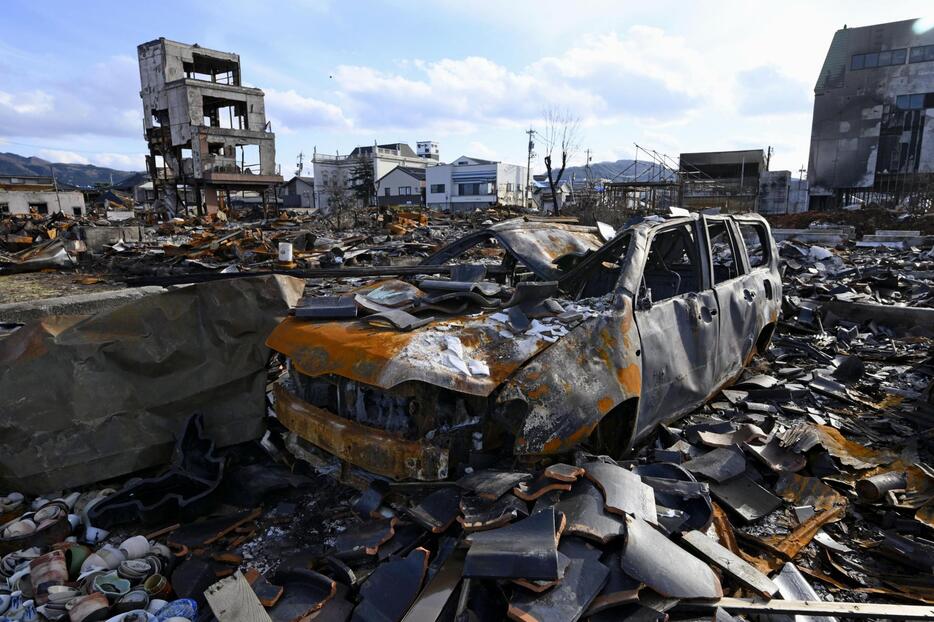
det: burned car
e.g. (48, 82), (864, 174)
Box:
(267, 213), (781, 481)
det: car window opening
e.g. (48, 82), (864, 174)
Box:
(707, 221), (740, 284)
(640, 224), (701, 303)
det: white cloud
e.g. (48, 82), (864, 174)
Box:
(465, 141), (498, 160)
(0, 56), (140, 139)
(265, 88), (352, 131)
(38, 149), (89, 164)
(92, 152), (146, 170)
(735, 66), (812, 116)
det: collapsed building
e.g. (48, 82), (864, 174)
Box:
(808, 18), (934, 209)
(137, 38), (282, 216)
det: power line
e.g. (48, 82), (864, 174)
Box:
(0, 138), (145, 156)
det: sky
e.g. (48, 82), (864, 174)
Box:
(0, 1), (931, 177)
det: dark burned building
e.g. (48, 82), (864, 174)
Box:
(679, 150), (765, 213)
(808, 19), (934, 209)
(138, 39), (282, 216)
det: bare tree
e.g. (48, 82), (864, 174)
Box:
(326, 182), (353, 230)
(541, 107), (581, 215)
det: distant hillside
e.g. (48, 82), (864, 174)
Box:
(0, 152), (140, 188)
(539, 159), (676, 183)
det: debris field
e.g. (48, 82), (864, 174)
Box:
(1, 207), (934, 622)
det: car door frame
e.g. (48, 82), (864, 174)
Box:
(630, 216), (722, 441)
(701, 214), (761, 387)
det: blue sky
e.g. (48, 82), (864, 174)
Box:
(0, 1), (931, 176)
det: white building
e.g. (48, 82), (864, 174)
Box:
(376, 167), (425, 207)
(312, 142), (437, 213)
(0, 175), (86, 217)
(425, 156), (527, 212)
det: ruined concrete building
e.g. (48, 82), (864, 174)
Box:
(808, 19), (934, 209)
(137, 38), (282, 215)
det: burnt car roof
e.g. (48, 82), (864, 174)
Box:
(421, 219), (606, 281)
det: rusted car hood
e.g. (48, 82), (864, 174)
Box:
(267, 312), (562, 397)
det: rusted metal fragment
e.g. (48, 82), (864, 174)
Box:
(274, 385), (448, 481)
(464, 507), (564, 581)
(506, 308), (642, 456)
(710, 504), (775, 576)
(682, 446), (747, 483)
(583, 461), (657, 525)
(709, 474), (782, 523)
(586, 550), (643, 615)
(457, 470), (532, 501)
(422, 219), (605, 281)
(514, 475), (573, 501)
(856, 472), (907, 502)
(635, 462), (713, 533)
(458, 494), (529, 532)
(268, 307), (555, 398)
(353, 547), (429, 622)
(507, 556), (609, 622)
(408, 487), (461, 534)
(760, 507), (845, 561)
(775, 472), (847, 514)
(679, 530), (779, 599)
(620, 515), (723, 600)
(331, 518), (397, 558)
(553, 479), (627, 545)
(814, 425), (897, 470)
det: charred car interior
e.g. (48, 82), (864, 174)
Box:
(267, 212), (781, 483)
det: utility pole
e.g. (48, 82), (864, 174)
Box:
(798, 165), (806, 213)
(525, 127), (535, 209)
(49, 165), (63, 215)
(296, 151), (304, 177)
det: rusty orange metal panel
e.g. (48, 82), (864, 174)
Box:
(274, 384), (449, 481)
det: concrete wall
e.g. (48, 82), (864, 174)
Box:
(0, 191), (85, 216)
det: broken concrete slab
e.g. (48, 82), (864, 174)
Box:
(0, 274), (304, 494)
(0, 286), (165, 324)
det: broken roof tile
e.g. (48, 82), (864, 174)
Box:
(552, 479), (627, 545)
(463, 507), (564, 581)
(619, 515), (723, 600)
(583, 460), (657, 525)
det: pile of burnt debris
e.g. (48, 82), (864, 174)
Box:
(1, 214), (934, 622)
(0, 207), (503, 281)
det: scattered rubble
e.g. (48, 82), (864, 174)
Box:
(1, 208), (933, 622)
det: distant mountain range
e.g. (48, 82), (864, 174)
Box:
(539, 159), (676, 183)
(0, 152), (140, 188)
